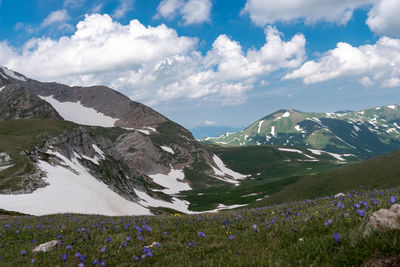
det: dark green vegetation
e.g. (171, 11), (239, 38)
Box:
(180, 145), (355, 211)
(1, 189), (399, 266)
(256, 150), (400, 207)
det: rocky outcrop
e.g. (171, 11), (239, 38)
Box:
(0, 85), (63, 121)
(364, 204), (400, 236)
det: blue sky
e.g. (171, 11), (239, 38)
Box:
(0, 0), (400, 128)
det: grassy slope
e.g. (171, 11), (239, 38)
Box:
(257, 150), (400, 206)
(1, 188), (399, 266)
(180, 145), (352, 211)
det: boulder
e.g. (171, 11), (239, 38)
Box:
(32, 240), (60, 253)
(334, 193), (345, 198)
(364, 204), (400, 236)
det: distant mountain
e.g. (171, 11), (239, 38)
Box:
(0, 66), (248, 216)
(190, 126), (243, 139)
(202, 106), (400, 158)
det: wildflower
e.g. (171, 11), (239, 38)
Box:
(61, 253), (68, 262)
(252, 224), (257, 231)
(138, 236), (143, 241)
(163, 232), (168, 235)
(93, 259), (99, 265)
(126, 236), (131, 242)
(332, 233), (340, 242)
(100, 247), (106, 253)
(197, 231), (206, 238)
(188, 242), (196, 247)
(21, 250), (26, 256)
(100, 260), (106, 266)
(390, 196), (396, 204)
(106, 237), (112, 243)
(133, 256), (139, 261)
(75, 252), (81, 258)
(229, 234), (235, 240)
(144, 225), (152, 232)
(324, 219), (333, 227)
(291, 228), (297, 232)
(30, 259), (35, 264)
(357, 209), (366, 218)
(66, 244), (72, 250)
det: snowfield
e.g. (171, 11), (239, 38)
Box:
(212, 155), (247, 180)
(1, 67), (26, 81)
(39, 95), (119, 127)
(160, 146), (174, 154)
(148, 168), (191, 194)
(0, 151), (150, 216)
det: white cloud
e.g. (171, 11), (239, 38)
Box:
(0, 15), (306, 106)
(367, 0), (400, 37)
(155, 0), (184, 20)
(155, 0), (212, 25)
(205, 120), (216, 125)
(63, 0), (85, 8)
(113, 0), (135, 19)
(284, 37), (400, 89)
(41, 9), (70, 28)
(242, 0), (374, 26)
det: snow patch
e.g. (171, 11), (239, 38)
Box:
(282, 111), (290, 117)
(149, 168), (190, 194)
(1, 67), (26, 81)
(387, 105), (396, 110)
(39, 96), (118, 127)
(294, 125), (303, 132)
(257, 120), (265, 134)
(212, 155), (247, 180)
(307, 149), (347, 161)
(278, 148), (316, 160)
(271, 126), (276, 136)
(0, 86), (5, 92)
(160, 146), (174, 154)
(0, 151), (150, 216)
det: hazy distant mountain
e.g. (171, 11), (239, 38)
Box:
(190, 126), (243, 139)
(202, 106), (400, 158)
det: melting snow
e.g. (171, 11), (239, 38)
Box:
(394, 123), (400, 129)
(134, 189), (195, 214)
(278, 148), (317, 160)
(388, 105), (396, 110)
(282, 112), (290, 117)
(160, 146), (174, 154)
(353, 125), (361, 132)
(271, 126), (276, 136)
(1, 67), (26, 81)
(0, 86), (5, 92)
(308, 149), (347, 161)
(0, 151), (150, 216)
(148, 168), (191, 194)
(40, 96), (118, 127)
(212, 155), (247, 180)
(257, 120), (265, 134)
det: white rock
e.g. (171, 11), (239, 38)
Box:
(32, 240), (60, 253)
(334, 193), (345, 198)
(364, 204), (400, 236)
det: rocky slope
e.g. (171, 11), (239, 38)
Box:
(0, 67), (247, 216)
(203, 106), (400, 158)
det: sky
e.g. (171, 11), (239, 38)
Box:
(0, 0), (400, 129)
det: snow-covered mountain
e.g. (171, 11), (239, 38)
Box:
(203, 106), (400, 158)
(0, 66), (248, 216)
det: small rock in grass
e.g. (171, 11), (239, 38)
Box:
(334, 193), (345, 198)
(32, 240), (60, 253)
(364, 204), (400, 236)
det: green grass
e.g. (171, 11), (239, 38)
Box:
(0, 188), (399, 266)
(257, 150), (400, 206)
(177, 145), (357, 212)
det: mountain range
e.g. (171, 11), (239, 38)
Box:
(203, 106), (400, 158)
(0, 66), (247, 216)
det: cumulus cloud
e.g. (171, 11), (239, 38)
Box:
(0, 15), (306, 106)
(367, 0), (400, 37)
(284, 37), (400, 88)
(41, 9), (70, 28)
(155, 0), (212, 25)
(242, 0), (374, 26)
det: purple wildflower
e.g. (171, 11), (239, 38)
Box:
(93, 259), (99, 265)
(20, 250), (26, 256)
(134, 256), (139, 261)
(100, 247), (106, 253)
(357, 209), (366, 218)
(100, 260), (106, 266)
(390, 196), (396, 204)
(61, 253), (68, 262)
(197, 231), (206, 238)
(106, 237), (112, 243)
(66, 244), (72, 250)
(252, 224), (257, 231)
(229, 234), (235, 240)
(332, 233), (340, 242)
(138, 236), (143, 241)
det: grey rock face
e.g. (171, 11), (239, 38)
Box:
(364, 204), (400, 236)
(0, 85), (63, 121)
